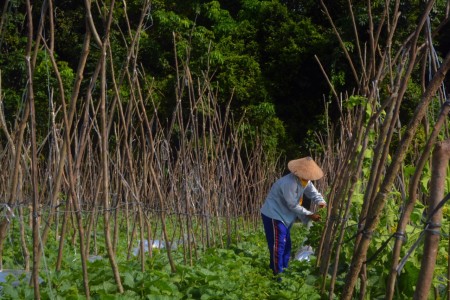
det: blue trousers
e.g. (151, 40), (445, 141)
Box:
(261, 213), (291, 274)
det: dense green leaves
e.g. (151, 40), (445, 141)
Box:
(1, 199), (449, 299)
(0, 0), (339, 158)
(0, 224), (323, 299)
(1, 0), (448, 157)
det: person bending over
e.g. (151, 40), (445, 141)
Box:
(260, 157), (326, 275)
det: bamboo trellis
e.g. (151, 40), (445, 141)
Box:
(315, 1), (450, 299)
(0, 1), (283, 298)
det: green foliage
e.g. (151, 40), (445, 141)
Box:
(0, 0), (335, 158)
(132, 0), (332, 156)
(0, 224), (324, 299)
(302, 160), (450, 299)
(238, 102), (286, 157)
(203, 1), (236, 33)
(301, 113), (328, 154)
(33, 52), (75, 136)
(2, 0), (449, 160)
(344, 95), (367, 109)
(2, 192), (450, 300)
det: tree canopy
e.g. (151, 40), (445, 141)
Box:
(0, 0), (448, 156)
(0, 0), (341, 158)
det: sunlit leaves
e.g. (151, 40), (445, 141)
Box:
(238, 102), (286, 156)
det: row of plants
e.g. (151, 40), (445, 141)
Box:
(1, 186), (449, 299)
(1, 216), (322, 299)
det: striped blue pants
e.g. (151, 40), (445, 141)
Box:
(261, 213), (291, 275)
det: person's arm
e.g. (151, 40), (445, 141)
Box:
(281, 178), (326, 222)
(304, 182), (326, 208)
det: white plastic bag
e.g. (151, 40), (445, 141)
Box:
(294, 245), (314, 261)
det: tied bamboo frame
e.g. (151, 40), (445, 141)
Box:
(316, 1), (450, 299)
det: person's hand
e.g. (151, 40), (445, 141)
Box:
(308, 213), (321, 222)
(318, 202), (327, 209)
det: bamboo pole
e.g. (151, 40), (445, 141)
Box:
(413, 139), (450, 299)
(386, 101), (450, 299)
(24, 1), (40, 298)
(38, 18), (92, 260)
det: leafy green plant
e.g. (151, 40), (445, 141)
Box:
(0, 220), (329, 299)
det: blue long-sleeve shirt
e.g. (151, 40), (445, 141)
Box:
(260, 173), (326, 227)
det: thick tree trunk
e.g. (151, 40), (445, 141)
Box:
(413, 139), (450, 299)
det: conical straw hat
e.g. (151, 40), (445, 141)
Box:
(287, 157), (324, 180)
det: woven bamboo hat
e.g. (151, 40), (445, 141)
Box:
(287, 157), (324, 180)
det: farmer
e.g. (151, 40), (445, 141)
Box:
(260, 156), (326, 275)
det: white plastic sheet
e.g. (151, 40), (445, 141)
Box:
(294, 245), (314, 261)
(132, 239), (178, 256)
(0, 269), (43, 291)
